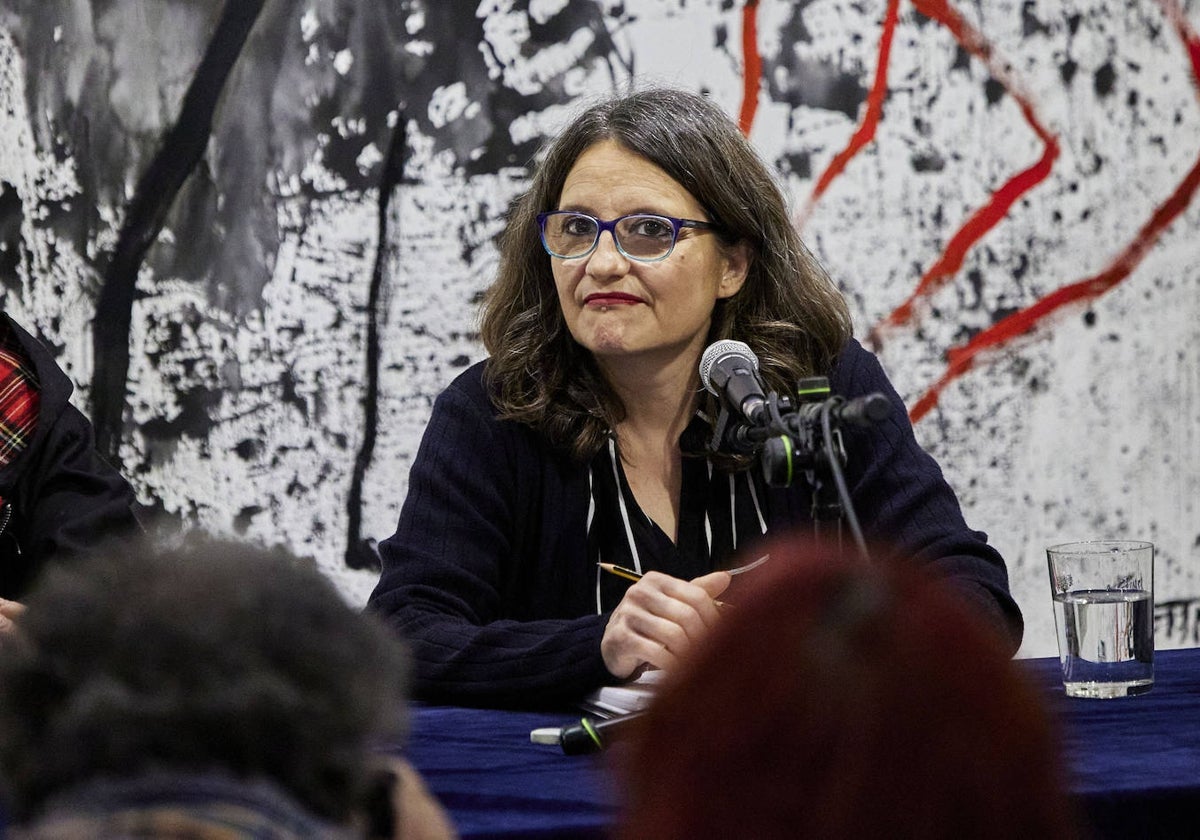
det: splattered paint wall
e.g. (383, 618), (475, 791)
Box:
(0, 0), (1196, 657)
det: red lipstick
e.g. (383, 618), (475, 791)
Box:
(584, 292), (642, 306)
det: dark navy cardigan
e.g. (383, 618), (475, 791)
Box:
(368, 339), (1022, 707)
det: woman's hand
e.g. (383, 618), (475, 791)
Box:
(600, 570), (731, 679)
(0, 598), (26, 636)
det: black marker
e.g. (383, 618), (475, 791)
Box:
(530, 711), (647, 755)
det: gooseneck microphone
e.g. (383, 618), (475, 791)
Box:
(699, 340), (768, 426)
(696, 339), (892, 560)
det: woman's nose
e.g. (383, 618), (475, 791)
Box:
(585, 230), (629, 278)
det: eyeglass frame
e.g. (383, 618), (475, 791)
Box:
(536, 211), (723, 263)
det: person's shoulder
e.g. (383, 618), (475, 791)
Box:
(0, 313), (37, 368)
(0, 312), (73, 405)
(425, 360), (563, 473)
(2, 313), (43, 357)
(831, 336), (880, 383)
(832, 335), (871, 366)
(433, 359), (520, 434)
(828, 337), (911, 412)
(445, 358), (487, 389)
(439, 358), (566, 455)
(440, 359), (494, 411)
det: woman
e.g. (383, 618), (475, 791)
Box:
(368, 87), (1022, 707)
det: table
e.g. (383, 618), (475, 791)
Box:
(403, 705), (613, 839)
(1023, 647), (1200, 838)
(403, 647), (1200, 839)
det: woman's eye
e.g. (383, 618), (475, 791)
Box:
(629, 217), (671, 238)
(562, 216), (596, 236)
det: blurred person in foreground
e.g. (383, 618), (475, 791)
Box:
(615, 537), (1079, 840)
(0, 535), (456, 840)
(368, 86), (1021, 707)
(0, 311), (141, 631)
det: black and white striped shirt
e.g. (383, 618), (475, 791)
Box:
(586, 415), (770, 613)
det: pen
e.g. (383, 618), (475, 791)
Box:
(597, 562), (644, 583)
(598, 554), (768, 583)
(597, 562), (729, 607)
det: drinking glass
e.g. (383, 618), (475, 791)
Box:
(1046, 540), (1154, 698)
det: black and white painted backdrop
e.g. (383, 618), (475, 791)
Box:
(0, 0), (1197, 657)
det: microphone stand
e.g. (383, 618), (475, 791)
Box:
(809, 465), (846, 549)
(790, 380), (846, 548)
(707, 377), (890, 562)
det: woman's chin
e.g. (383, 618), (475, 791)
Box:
(578, 324), (633, 357)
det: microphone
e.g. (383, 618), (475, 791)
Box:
(793, 392), (893, 428)
(699, 340), (768, 426)
(530, 711), (647, 755)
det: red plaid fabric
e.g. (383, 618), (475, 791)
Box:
(0, 322), (40, 471)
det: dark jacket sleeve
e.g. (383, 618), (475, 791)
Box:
(367, 370), (612, 707)
(834, 340), (1024, 651)
(0, 320), (141, 598)
(12, 402), (139, 572)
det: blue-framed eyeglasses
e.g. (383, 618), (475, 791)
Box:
(536, 211), (720, 262)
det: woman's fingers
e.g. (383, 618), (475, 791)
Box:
(600, 571), (731, 678)
(0, 598), (26, 638)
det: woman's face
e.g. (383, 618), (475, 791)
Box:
(550, 140), (748, 373)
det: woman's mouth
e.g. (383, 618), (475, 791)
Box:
(584, 292), (643, 306)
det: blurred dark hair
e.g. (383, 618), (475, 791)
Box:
(616, 537), (1079, 840)
(0, 535), (410, 824)
(480, 86), (852, 463)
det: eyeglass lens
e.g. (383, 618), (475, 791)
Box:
(542, 213), (677, 260)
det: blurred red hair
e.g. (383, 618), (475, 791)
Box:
(615, 537), (1079, 840)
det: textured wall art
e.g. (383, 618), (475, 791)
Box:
(0, 0), (1196, 657)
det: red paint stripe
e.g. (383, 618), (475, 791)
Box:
(1160, 0), (1200, 84)
(798, 0), (901, 227)
(880, 128), (1060, 332)
(913, 148), (1200, 421)
(874, 0), (1060, 338)
(739, 1), (762, 136)
(909, 0), (1200, 422)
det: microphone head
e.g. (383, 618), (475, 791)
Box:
(699, 340), (760, 395)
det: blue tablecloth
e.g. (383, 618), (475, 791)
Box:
(404, 707), (613, 839)
(1024, 648), (1200, 838)
(405, 647), (1200, 839)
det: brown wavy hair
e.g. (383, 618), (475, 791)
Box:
(480, 86), (852, 464)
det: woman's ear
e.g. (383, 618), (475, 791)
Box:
(717, 241), (751, 299)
